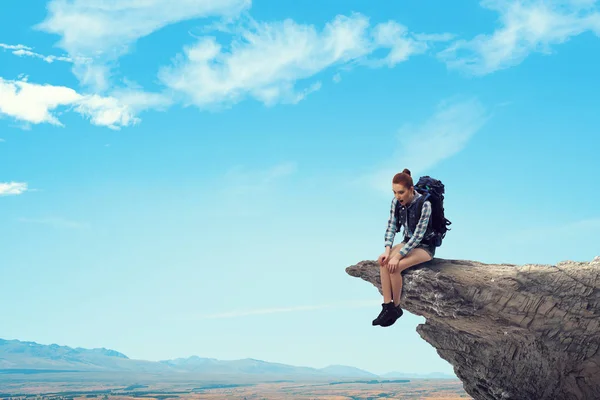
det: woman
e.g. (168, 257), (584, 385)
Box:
(372, 168), (437, 327)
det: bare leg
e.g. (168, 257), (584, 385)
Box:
(380, 243), (404, 303)
(390, 248), (432, 307)
(379, 266), (393, 303)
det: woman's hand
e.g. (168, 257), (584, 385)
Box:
(378, 248), (391, 266)
(387, 253), (402, 273)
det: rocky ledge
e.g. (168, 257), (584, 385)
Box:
(346, 256), (600, 400)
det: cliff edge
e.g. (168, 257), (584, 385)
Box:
(345, 256), (600, 400)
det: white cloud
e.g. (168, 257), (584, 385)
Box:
(0, 182), (27, 196)
(158, 14), (428, 108)
(413, 32), (457, 42)
(31, 3), (449, 111)
(17, 216), (89, 229)
(0, 43), (31, 51)
(1, 43), (77, 63)
(73, 94), (140, 128)
(189, 300), (374, 320)
(0, 77), (167, 129)
(110, 87), (173, 113)
(438, 0), (600, 75)
(0, 182), (28, 196)
(36, 0), (252, 91)
(0, 78), (80, 125)
(358, 97), (490, 194)
(12, 49), (74, 64)
(369, 21), (428, 67)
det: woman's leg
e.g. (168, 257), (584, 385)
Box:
(380, 266), (393, 303)
(389, 247), (432, 307)
(380, 242), (404, 303)
(373, 243), (405, 325)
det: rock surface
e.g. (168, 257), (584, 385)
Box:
(346, 256), (600, 400)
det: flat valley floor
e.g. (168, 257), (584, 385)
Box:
(1, 372), (472, 399)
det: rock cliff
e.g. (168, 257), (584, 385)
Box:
(346, 256), (600, 400)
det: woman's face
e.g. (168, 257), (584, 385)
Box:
(393, 183), (414, 206)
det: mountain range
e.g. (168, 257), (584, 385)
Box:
(0, 338), (455, 379)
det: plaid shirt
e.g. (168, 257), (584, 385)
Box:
(384, 195), (432, 257)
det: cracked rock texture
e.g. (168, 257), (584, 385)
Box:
(346, 256), (600, 400)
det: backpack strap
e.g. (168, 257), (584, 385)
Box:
(394, 199), (402, 233)
(413, 193), (435, 246)
(414, 192), (429, 223)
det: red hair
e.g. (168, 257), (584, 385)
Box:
(392, 168), (413, 188)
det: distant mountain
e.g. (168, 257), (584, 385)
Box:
(0, 339), (362, 378)
(318, 365), (379, 378)
(0, 339), (169, 373)
(159, 358), (378, 378)
(0, 338), (128, 359)
(0, 338), (456, 380)
(159, 356), (322, 376)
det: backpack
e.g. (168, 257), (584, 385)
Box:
(395, 175), (451, 247)
(415, 175), (451, 246)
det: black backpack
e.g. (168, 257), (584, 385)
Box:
(416, 175), (451, 246)
(395, 176), (451, 247)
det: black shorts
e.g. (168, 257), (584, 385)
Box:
(416, 243), (435, 258)
(404, 236), (436, 258)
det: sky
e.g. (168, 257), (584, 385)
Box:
(1, 0), (599, 377)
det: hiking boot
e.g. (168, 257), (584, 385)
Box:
(372, 302), (393, 326)
(379, 304), (403, 327)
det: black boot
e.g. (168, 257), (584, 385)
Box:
(372, 302), (393, 326)
(380, 304), (403, 327)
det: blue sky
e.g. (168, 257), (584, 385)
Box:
(1, 0), (599, 376)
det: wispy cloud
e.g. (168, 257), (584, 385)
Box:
(366, 21), (429, 68)
(31, 2), (452, 113)
(413, 32), (456, 42)
(0, 77), (168, 129)
(0, 44), (31, 51)
(158, 14), (431, 109)
(357, 97), (490, 194)
(438, 0), (600, 75)
(1, 42), (78, 63)
(189, 300), (374, 320)
(17, 216), (89, 229)
(0, 182), (28, 196)
(36, 0), (252, 91)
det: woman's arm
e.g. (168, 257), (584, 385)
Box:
(384, 198), (398, 249)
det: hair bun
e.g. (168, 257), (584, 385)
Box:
(402, 168), (411, 176)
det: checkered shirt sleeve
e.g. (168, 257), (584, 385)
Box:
(384, 198), (398, 248)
